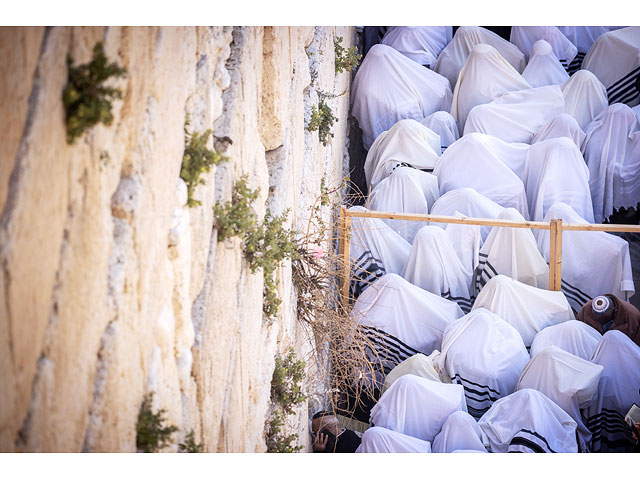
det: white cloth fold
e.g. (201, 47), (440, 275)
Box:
(383, 351), (445, 394)
(561, 70), (609, 130)
(356, 426), (432, 453)
(530, 320), (602, 361)
(432, 411), (487, 453)
(522, 39), (570, 87)
(420, 111), (460, 152)
(381, 26), (452, 68)
(532, 113), (586, 150)
(352, 44), (453, 150)
(510, 26), (578, 66)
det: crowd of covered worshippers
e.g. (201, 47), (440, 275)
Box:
(313, 26), (640, 453)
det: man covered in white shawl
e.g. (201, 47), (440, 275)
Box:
(356, 426), (432, 453)
(351, 273), (463, 377)
(522, 137), (594, 223)
(516, 345), (603, 451)
(369, 374), (467, 443)
(510, 26), (578, 69)
(450, 43), (531, 131)
(473, 274), (574, 347)
(464, 85), (565, 144)
(474, 208), (549, 294)
(434, 26), (526, 89)
(403, 226), (474, 313)
(582, 103), (640, 223)
(558, 26), (624, 74)
(530, 320), (602, 360)
(433, 136), (529, 218)
(478, 388), (578, 453)
(531, 113), (586, 150)
(537, 202), (635, 313)
(582, 26), (640, 107)
(420, 111), (460, 153)
(583, 330), (640, 452)
(380, 26), (452, 69)
(382, 351), (445, 395)
(348, 206), (411, 299)
(521, 39), (570, 88)
(560, 70), (609, 130)
(432, 411), (487, 453)
(437, 308), (530, 419)
(351, 44), (453, 150)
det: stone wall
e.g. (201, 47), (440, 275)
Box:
(0, 25), (355, 452)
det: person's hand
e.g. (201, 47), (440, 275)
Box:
(313, 432), (329, 452)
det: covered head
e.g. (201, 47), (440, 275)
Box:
(351, 44), (453, 150)
(380, 26), (452, 68)
(382, 351), (443, 394)
(530, 320), (602, 360)
(532, 113), (586, 150)
(356, 426), (432, 453)
(420, 111), (460, 152)
(432, 411), (487, 453)
(510, 26), (577, 66)
(522, 39), (570, 88)
(561, 70), (608, 130)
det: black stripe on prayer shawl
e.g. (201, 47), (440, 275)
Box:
(518, 429), (557, 453)
(350, 250), (386, 300)
(559, 278), (591, 305)
(391, 163), (435, 175)
(614, 88), (640, 105)
(586, 408), (635, 452)
(607, 66), (640, 94)
(364, 335), (415, 369)
(441, 290), (474, 314)
(360, 325), (423, 359)
(360, 325), (422, 370)
(466, 404), (491, 419)
(508, 437), (546, 453)
(609, 82), (640, 104)
(451, 373), (500, 396)
(567, 53), (585, 75)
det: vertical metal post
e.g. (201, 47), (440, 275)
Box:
(339, 207), (351, 307)
(549, 219), (563, 291)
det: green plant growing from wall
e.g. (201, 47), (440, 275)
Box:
(265, 348), (306, 453)
(307, 99), (337, 146)
(212, 176), (259, 240)
(136, 392), (179, 453)
(62, 42), (127, 144)
(334, 36), (362, 73)
(181, 118), (229, 208)
(178, 430), (204, 453)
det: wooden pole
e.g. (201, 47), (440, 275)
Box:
(339, 207), (351, 308)
(549, 219), (563, 291)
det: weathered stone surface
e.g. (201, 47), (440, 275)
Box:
(0, 25), (355, 452)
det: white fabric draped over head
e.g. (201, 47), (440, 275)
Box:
(351, 44), (453, 150)
(532, 113), (586, 150)
(475, 208), (549, 292)
(450, 43), (531, 130)
(537, 202), (635, 313)
(558, 26), (624, 56)
(478, 388), (578, 453)
(432, 411), (487, 453)
(473, 275), (574, 347)
(437, 308), (530, 419)
(530, 320), (602, 361)
(364, 118), (441, 191)
(510, 26), (577, 66)
(464, 85), (565, 144)
(516, 345), (603, 451)
(582, 26), (640, 107)
(522, 40), (570, 87)
(434, 26), (526, 89)
(420, 111), (460, 152)
(381, 26), (452, 68)
(370, 374), (467, 443)
(561, 70), (609, 130)
(382, 352), (444, 394)
(356, 426), (433, 453)
(582, 103), (640, 223)
(433, 134), (529, 218)
(583, 330), (640, 452)
(522, 137), (594, 223)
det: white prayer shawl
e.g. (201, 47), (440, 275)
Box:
(582, 104), (640, 223)
(434, 26), (526, 89)
(473, 275), (574, 348)
(561, 70), (609, 130)
(369, 167), (439, 243)
(516, 345), (603, 451)
(633, 104), (640, 123)
(478, 388), (578, 453)
(537, 202), (635, 313)
(432, 411), (487, 453)
(510, 26), (578, 67)
(403, 226), (474, 313)
(530, 320), (603, 361)
(370, 374), (467, 442)
(351, 273), (463, 376)
(356, 426), (432, 453)
(584, 330), (640, 452)
(522, 137), (594, 223)
(420, 111), (460, 152)
(437, 308), (530, 419)
(464, 85), (566, 144)
(558, 26), (625, 73)
(522, 40), (570, 88)
(582, 26), (640, 107)
(430, 188), (505, 243)
(475, 208), (549, 294)
(532, 113), (586, 150)
(364, 118), (441, 191)
(443, 221), (482, 285)
(348, 206), (411, 299)
(382, 352), (444, 395)
(433, 136), (530, 219)
(450, 43), (531, 131)
(381, 26), (453, 68)
(351, 44), (453, 150)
